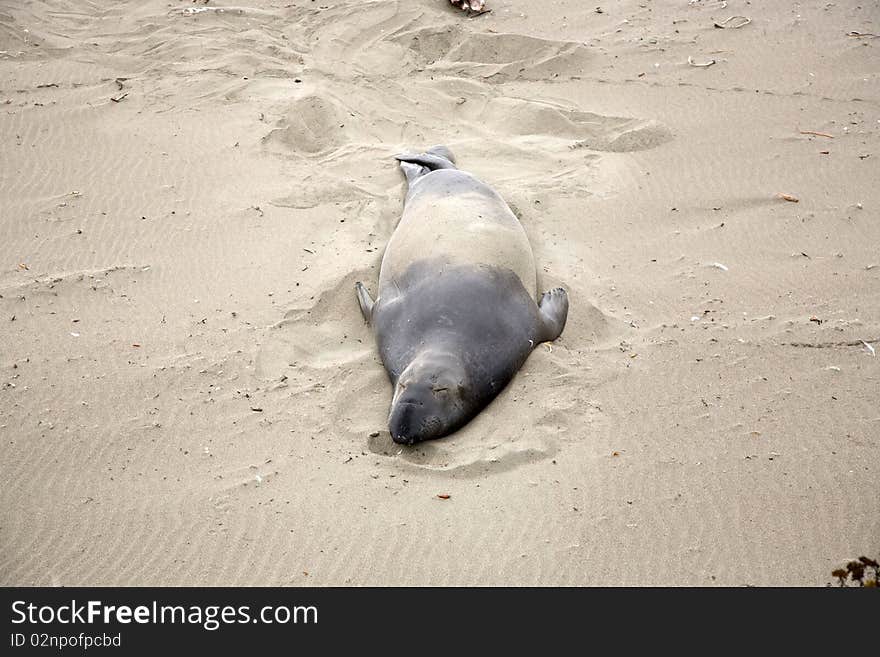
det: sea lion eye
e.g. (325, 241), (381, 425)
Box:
(433, 386), (448, 393)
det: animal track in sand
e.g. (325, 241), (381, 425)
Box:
(0, 265), (151, 297)
(294, 3), (591, 85)
(570, 119), (673, 153)
(392, 27), (592, 83)
(255, 270), (375, 381)
(263, 94), (349, 156)
(254, 270), (390, 443)
(271, 178), (383, 209)
(366, 429), (558, 478)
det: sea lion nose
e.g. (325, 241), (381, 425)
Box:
(392, 432), (416, 446)
(389, 403), (416, 445)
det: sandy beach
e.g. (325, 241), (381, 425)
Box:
(1, 0), (878, 586)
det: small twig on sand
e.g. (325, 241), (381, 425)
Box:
(687, 55), (716, 67)
(110, 93), (128, 102)
(777, 193), (799, 203)
(714, 16), (750, 29)
(799, 130), (834, 138)
(847, 31), (880, 38)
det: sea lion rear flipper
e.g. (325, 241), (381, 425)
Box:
(398, 160), (430, 186)
(394, 153), (457, 169)
(355, 282), (375, 324)
(395, 145), (457, 185)
(537, 288), (568, 342)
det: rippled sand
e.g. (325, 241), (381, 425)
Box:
(1, 1), (878, 585)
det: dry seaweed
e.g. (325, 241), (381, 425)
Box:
(450, 0), (489, 15)
(829, 554), (879, 587)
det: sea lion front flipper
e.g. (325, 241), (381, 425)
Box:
(537, 287), (568, 343)
(355, 282), (375, 324)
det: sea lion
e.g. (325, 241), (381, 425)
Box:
(355, 146), (568, 445)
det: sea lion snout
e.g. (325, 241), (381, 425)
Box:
(387, 354), (470, 443)
(388, 398), (441, 445)
(388, 380), (458, 444)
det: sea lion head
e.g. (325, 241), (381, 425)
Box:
(388, 350), (470, 445)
